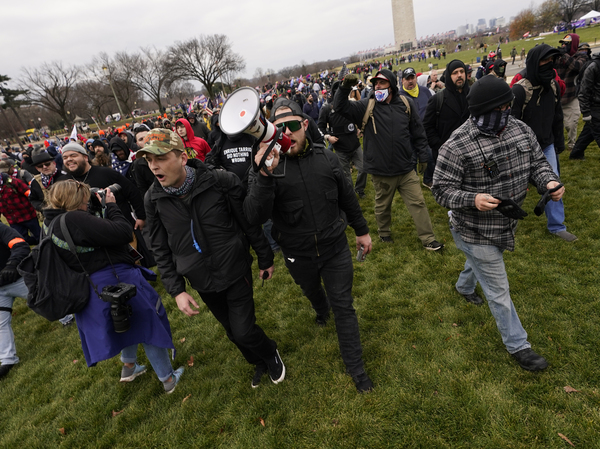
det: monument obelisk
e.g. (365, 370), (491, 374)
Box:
(392, 0), (417, 51)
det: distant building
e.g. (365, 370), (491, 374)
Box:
(489, 18), (497, 28)
(457, 25), (467, 37)
(496, 17), (506, 27)
(477, 18), (487, 31)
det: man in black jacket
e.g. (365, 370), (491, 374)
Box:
(571, 52), (600, 160)
(140, 128), (284, 389)
(0, 223), (30, 378)
(244, 99), (374, 393)
(334, 70), (443, 250)
(423, 60), (470, 189)
(512, 44), (576, 243)
(318, 81), (367, 198)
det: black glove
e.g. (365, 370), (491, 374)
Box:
(0, 263), (20, 286)
(534, 183), (563, 216)
(341, 74), (359, 89)
(496, 198), (528, 220)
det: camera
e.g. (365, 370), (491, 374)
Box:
(101, 282), (136, 333)
(90, 183), (122, 199)
(90, 183), (122, 212)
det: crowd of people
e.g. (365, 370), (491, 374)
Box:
(1, 32), (599, 393)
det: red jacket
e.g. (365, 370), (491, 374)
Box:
(175, 118), (211, 161)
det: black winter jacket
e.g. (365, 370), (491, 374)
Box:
(333, 73), (429, 176)
(578, 55), (600, 119)
(422, 75), (470, 153)
(145, 159), (273, 296)
(244, 141), (369, 258)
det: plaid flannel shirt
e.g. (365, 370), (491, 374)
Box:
(432, 117), (558, 251)
(0, 173), (37, 225)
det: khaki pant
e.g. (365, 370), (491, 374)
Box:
(372, 171), (435, 245)
(562, 98), (580, 149)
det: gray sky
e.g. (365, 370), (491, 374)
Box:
(2, 0), (537, 84)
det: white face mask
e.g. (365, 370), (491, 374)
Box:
(375, 89), (389, 102)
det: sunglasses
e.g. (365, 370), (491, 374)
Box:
(275, 120), (303, 132)
(35, 161), (53, 169)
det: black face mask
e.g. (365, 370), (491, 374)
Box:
(538, 62), (555, 86)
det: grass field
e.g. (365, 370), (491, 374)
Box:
(350, 25), (600, 75)
(2, 130), (600, 445)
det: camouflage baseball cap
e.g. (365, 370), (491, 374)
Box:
(136, 128), (184, 156)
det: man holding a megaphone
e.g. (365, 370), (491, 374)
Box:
(242, 98), (375, 393)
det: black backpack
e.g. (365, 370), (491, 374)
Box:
(17, 213), (91, 321)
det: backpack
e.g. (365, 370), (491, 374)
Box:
(17, 213), (91, 321)
(515, 78), (559, 115)
(361, 95), (411, 134)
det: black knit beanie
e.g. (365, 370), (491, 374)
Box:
(446, 59), (466, 75)
(467, 75), (514, 116)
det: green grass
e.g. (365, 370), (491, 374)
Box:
(348, 26), (600, 74)
(2, 121), (600, 448)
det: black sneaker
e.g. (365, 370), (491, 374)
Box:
(511, 348), (548, 371)
(315, 311), (330, 327)
(0, 364), (14, 379)
(380, 236), (394, 243)
(457, 288), (484, 306)
(266, 350), (285, 384)
(251, 362), (268, 389)
(352, 372), (374, 393)
(424, 240), (444, 251)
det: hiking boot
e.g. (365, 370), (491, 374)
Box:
(352, 372), (374, 393)
(0, 364), (15, 379)
(380, 236), (394, 243)
(251, 362), (268, 389)
(553, 231), (578, 242)
(315, 310), (330, 327)
(424, 240), (444, 251)
(163, 367), (184, 394)
(511, 348), (548, 371)
(456, 288), (484, 306)
(120, 363), (147, 382)
(266, 350), (285, 384)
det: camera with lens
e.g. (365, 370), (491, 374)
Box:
(90, 183), (122, 212)
(101, 282), (136, 333)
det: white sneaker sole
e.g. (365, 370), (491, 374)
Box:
(120, 367), (147, 382)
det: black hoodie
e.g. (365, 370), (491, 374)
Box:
(423, 60), (470, 153)
(512, 44), (564, 153)
(333, 68), (429, 176)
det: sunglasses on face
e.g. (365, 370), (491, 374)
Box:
(275, 120), (303, 132)
(35, 162), (53, 169)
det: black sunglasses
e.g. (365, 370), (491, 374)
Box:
(275, 120), (303, 132)
(35, 161), (53, 169)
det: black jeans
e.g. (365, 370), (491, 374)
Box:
(571, 118), (600, 159)
(199, 271), (277, 366)
(283, 245), (366, 375)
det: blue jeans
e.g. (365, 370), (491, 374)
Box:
(121, 344), (173, 382)
(262, 219), (280, 252)
(0, 278), (28, 365)
(283, 245), (365, 375)
(542, 144), (566, 233)
(451, 229), (530, 354)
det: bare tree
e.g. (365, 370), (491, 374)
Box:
(538, 0), (563, 30)
(117, 47), (173, 111)
(168, 34), (245, 100)
(167, 80), (196, 105)
(0, 75), (29, 130)
(559, 0), (587, 22)
(21, 62), (80, 126)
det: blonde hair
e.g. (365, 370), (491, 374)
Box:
(46, 180), (91, 211)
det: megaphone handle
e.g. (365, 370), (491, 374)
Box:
(253, 128), (286, 179)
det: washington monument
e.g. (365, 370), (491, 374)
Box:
(391, 0), (417, 51)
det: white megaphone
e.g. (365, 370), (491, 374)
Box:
(220, 87), (291, 167)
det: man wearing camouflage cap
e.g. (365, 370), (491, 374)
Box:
(140, 129), (285, 388)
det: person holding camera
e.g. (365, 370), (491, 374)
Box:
(140, 129), (284, 389)
(43, 180), (183, 393)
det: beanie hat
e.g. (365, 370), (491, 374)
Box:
(62, 142), (88, 156)
(467, 75), (514, 116)
(446, 59), (466, 75)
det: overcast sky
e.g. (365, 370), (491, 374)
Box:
(2, 0), (538, 85)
